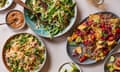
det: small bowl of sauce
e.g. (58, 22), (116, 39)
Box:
(6, 10), (25, 30)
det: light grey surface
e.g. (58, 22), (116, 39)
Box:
(0, 0), (120, 72)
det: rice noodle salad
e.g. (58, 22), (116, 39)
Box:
(3, 33), (46, 72)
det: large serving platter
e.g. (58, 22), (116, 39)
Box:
(67, 12), (120, 65)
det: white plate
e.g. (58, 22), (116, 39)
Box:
(0, 0), (13, 11)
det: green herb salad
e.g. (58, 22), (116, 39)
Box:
(3, 33), (46, 72)
(26, 0), (76, 37)
(0, 0), (7, 8)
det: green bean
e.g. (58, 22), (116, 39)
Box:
(26, 0), (75, 37)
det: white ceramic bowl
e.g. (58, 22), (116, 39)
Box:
(0, 0), (13, 11)
(58, 62), (82, 72)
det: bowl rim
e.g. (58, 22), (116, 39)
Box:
(6, 9), (26, 30)
(2, 32), (47, 72)
(0, 0), (13, 11)
(58, 62), (82, 72)
(104, 52), (120, 72)
(24, 0), (77, 38)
